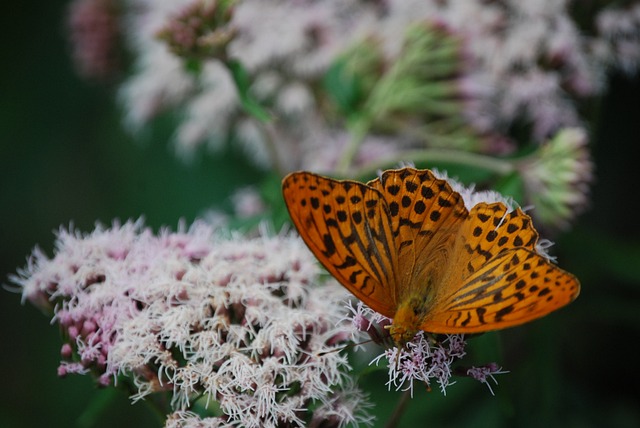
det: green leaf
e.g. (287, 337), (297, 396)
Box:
(76, 388), (123, 428)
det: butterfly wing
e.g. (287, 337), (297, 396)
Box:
(367, 168), (468, 302)
(282, 171), (399, 317)
(284, 168), (580, 336)
(451, 202), (539, 274)
(420, 203), (580, 333)
(420, 248), (580, 333)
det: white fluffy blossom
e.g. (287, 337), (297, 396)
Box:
(12, 220), (373, 427)
(114, 0), (604, 167)
(69, 0), (637, 173)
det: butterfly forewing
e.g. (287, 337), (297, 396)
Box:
(368, 168), (468, 301)
(451, 203), (540, 277)
(367, 168), (468, 242)
(420, 248), (580, 333)
(282, 171), (398, 317)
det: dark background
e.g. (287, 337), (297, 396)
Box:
(2, 2), (639, 427)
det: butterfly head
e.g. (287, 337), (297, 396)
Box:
(387, 301), (423, 347)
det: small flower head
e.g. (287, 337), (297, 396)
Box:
(347, 303), (504, 397)
(67, 0), (122, 81)
(518, 127), (594, 231)
(230, 186), (267, 219)
(466, 363), (509, 396)
(156, 0), (237, 61)
(165, 410), (230, 428)
(344, 301), (392, 348)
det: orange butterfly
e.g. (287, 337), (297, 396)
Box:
(282, 167), (580, 346)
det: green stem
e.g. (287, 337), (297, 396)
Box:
(350, 148), (516, 180)
(225, 59), (271, 123)
(336, 118), (371, 175)
(143, 393), (173, 424)
(384, 389), (412, 428)
(259, 120), (286, 175)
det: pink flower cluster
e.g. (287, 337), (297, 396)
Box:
(12, 220), (373, 427)
(346, 302), (507, 396)
(68, 0), (121, 80)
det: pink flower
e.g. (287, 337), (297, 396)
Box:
(11, 220), (373, 427)
(67, 0), (121, 80)
(467, 363), (509, 396)
(348, 302), (506, 396)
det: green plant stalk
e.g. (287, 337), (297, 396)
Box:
(261, 120), (287, 176)
(226, 60), (271, 123)
(350, 148), (516, 180)
(384, 389), (412, 428)
(336, 116), (371, 175)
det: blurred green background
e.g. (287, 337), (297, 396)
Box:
(1, 2), (639, 427)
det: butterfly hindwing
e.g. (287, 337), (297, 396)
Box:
(421, 202), (576, 333)
(420, 248), (580, 333)
(282, 171), (398, 317)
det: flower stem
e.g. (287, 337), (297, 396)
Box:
(384, 389), (412, 428)
(336, 117), (370, 175)
(350, 148), (516, 180)
(260, 120), (286, 175)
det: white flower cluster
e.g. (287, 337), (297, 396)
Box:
(111, 0), (638, 169)
(372, 332), (468, 396)
(594, 3), (640, 76)
(12, 220), (373, 427)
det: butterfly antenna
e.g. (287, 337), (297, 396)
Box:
(317, 338), (375, 357)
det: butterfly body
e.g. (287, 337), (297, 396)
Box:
(282, 168), (580, 347)
(390, 296), (432, 345)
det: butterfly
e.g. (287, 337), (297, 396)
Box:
(282, 167), (580, 346)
